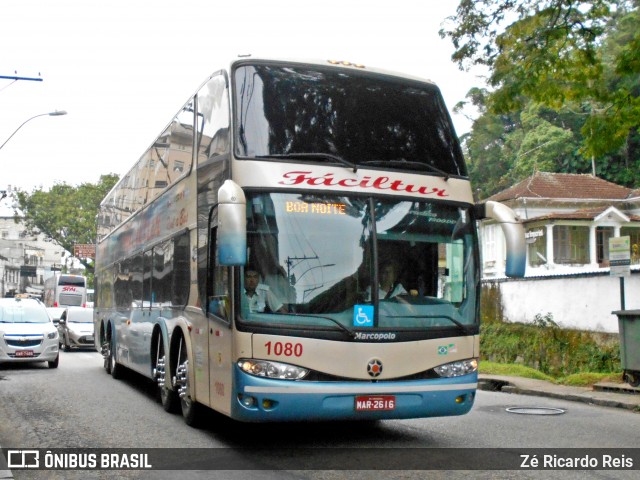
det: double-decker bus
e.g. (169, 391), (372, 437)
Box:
(94, 56), (525, 425)
(44, 273), (88, 308)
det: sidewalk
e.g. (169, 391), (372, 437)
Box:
(478, 374), (640, 411)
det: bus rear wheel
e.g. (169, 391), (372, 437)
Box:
(154, 335), (179, 413)
(107, 333), (122, 379)
(101, 337), (111, 374)
(176, 336), (202, 427)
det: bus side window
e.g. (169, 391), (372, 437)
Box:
(207, 226), (230, 321)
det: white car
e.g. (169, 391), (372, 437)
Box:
(58, 307), (94, 351)
(47, 306), (66, 331)
(0, 296), (59, 368)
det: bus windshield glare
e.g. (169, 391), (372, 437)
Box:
(241, 193), (478, 333)
(234, 63), (466, 177)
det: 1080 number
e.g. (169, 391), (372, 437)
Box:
(264, 341), (303, 357)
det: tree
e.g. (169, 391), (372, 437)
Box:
(459, 88), (584, 198)
(14, 174), (119, 272)
(440, 0), (640, 164)
(456, 87), (520, 198)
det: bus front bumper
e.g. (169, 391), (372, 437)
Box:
(232, 366), (477, 422)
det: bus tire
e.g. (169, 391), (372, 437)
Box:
(154, 334), (179, 413)
(102, 338), (111, 374)
(161, 385), (179, 413)
(109, 334), (123, 380)
(176, 336), (202, 427)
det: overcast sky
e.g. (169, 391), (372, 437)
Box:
(0, 0), (484, 200)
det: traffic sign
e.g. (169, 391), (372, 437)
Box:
(20, 265), (37, 277)
(73, 244), (95, 258)
(609, 236), (630, 277)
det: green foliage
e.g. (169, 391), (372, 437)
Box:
(480, 361), (623, 385)
(559, 372), (622, 386)
(14, 174), (119, 272)
(479, 361), (555, 381)
(480, 313), (621, 377)
(441, 0), (640, 193)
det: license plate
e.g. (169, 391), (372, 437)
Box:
(355, 395), (396, 411)
(15, 350), (34, 358)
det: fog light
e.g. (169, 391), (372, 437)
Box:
(262, 399), (273, 409)
(239, 394), (256, 408)
(455, 395), (465, 404)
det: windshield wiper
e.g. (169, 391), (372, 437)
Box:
(359, 159), (450, 180)
(256, 153), (358, 173)
(289, 313), (356, 339)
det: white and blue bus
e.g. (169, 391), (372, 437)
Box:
(94, 56), (525, 425)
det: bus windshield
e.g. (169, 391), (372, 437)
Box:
(240, 193), (478, 333)
(233, 63), (466, 177)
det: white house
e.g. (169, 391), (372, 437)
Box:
(0, 190), (78, 298)
(479, 172), (640, 332)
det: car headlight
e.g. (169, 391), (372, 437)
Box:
(434, 358), (478, 378)
(47, 331), (58, 340)
(238, 359), (309, 380)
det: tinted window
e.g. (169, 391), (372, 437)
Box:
(98, 101), (196, 240)
(172, 232), (190, 306)
(59, 275), (85, 287)
(152, 240), (173, 305)
(234, 63), (466, 176)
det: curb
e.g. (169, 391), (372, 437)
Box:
(478, 376), (640, 412)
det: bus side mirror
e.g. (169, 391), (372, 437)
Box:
(217, 180), (247, 266)
(476, 201), (526, 278)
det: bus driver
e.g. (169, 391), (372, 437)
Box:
(243, 267), (287, 314)
(366, 260), (407, 301)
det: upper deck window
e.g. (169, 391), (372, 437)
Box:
(233, 62), (466, 177)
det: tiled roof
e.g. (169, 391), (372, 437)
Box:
(628, 188), (640, 199)
(487, 172), (632, 201)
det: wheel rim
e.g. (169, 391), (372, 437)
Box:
(108, 338), (115, 371)
(101, 339), (110, 371)
(176, 338), (192, 410)
(177, 359), (191, 407)
(154, 339), (170, 400)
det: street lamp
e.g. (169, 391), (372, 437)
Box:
(0, 110), (67, 151)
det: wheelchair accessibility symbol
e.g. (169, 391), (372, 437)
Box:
(353, 305), (374, 327)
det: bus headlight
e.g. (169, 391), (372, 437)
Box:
(238, 359), (309, 380)
(434, 358), (478, 378)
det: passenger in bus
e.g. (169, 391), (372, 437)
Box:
(243, 267), (287, 313)
(365, 260), (407, 301)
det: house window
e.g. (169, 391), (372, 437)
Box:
(621, 227), (640, 264)
(526, 228), (547, 266)
(596, 227), (614, 264)
(482, 224), (496, 267)
(553, 225), (590, 264)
